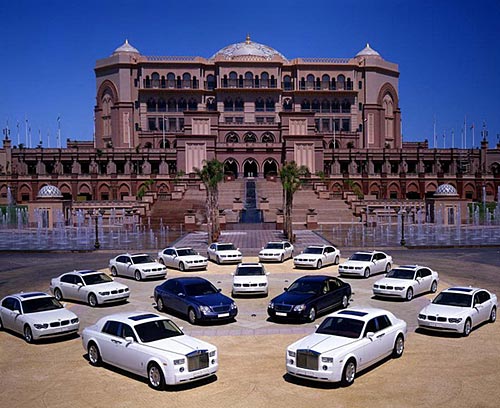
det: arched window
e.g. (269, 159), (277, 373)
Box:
(245, 72), (253, 88)
(147, 98), (156, 112)
(176, 75), (182, 88)
(244, 132), (257, 143)
(331, 77), (336, 90)
(152, 72), (160, 88)
(222, 74), (228, 88)
(270, 75), (276, 88)
(144, 142), (153, 148)
(261, 72), (269, 88)
(207, 97), (217, 111)
(265, 98), (275, 112)
(144, 75), (151, 88)
(167, 98), (176, 112)
(188, 98), (197, 111)
(299, 77), (305, 90)
(312, 99), (320, 112)
(283, 98), (293, 111)
(226, 132), (239, 143)
(346, 77), (353, 90)
(206, 74), (216, 90)
(159, 139), (170, 148)
(254, 74), (260, 88)
(383, 94), (395, 139)
(321, 74), (330, 90)
(321, 99), (330, 113)
(160, 75), (166, 88)
(158, 98), (166, 112)
(182, 73), (191, 88)
(283, 75), (292, 90)
(262, 132), (275, 143)
(332, 99), (340, 113)
(337, 75), (345, 90)
(255, 97), (264, 112)
(306, 74), (315, 90)
(329, 140), (340, 149)
(238, 74), (244, 88)
(167, 73), (175, 88)
(235, 98), (244, 112)
(301, 99), (311, 111)
(224, 98), (234, 112)
(315, 77), (321, 90)
(229, 71), (237, 88)
(341, 99), (351, 113)
(101, 91), (113, 138)
(178, 98), (187, 111)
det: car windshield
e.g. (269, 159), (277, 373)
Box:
(177, 248), (197, 256)
(316, 316), (364, 338)
(217, 244), (236, 251)
(22, 297), (63, 314)
(265, 243), (284, 250)
(82, 273), (113, 285)
(432, 292), (472, 307)
(386, 268), (415, 280)
(131, 255), (155, 264)
(184, 281), (218, 296)
(287, 279), (322, 294)
(135, 319), (183, 343)
(349, 253), (372, 262)
(303, 247), (323, 255)
(236, 266), (264, 276)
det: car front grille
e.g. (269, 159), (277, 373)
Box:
(212, 305), (230, 313)
(296, 350), (319, 370)
(378, 285), (394, 290)
(50, 320), (70, 327)
(187, 351), (209, 372)
(274, 304), (293, 313)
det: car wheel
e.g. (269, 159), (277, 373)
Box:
(280, 254), (284, 263)
(88, 342), (102, 366)
(405, 288), (414, 301)
(134, 270), (142, 281)
(316, 260), (322, 269)
(148, 362), (165, 391)
(0, 316), (3, 330)
(156, 297), (165, 312)
(341, 295), (349, 309)
(489, 307), (496, 323)
(364, 267), (371, 278)
(334, 255), (340, 265)
(430, 280), (438, 293)
(308, 307), (317, 322)
(188, 308), (197, 325)
(23, 325), (33, 343)
(88, 293), (98, 307)
(392, 335), (404, 358)
(341, 359), (356, 387)
(110, 266), (118, 277)
(463, 318), (472, 337)
(216, 255), (221, 265)
(158, 258), (165, 266)
(385, 263), (391, 273)
(54, 288), (63, 301)
(179, 262), (185, 272)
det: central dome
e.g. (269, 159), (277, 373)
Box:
(434, 184), (458, 197)
(37, 185), (63, 199)
(211, 35), (286, 61)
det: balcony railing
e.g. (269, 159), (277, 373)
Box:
(142, 79), (199, 89)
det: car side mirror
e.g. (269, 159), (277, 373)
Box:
(77, 282), (83, 287)
(284, 287), (288, 291)
(231, 272), (234, 276)
(237, 248), (240, 251)
(177, 292), (185, 297)
(218, 288), (222, 292)
(14, 310), (21, 316)
(124, 336), (135, 345)
(266, 272), (270, 276)
(366, 332), (375, 340)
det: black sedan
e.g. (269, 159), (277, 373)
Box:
(154, 277), (238, 325)
(267, 275), (351, 322)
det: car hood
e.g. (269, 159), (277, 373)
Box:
(233, 275), (267, 285)
(136, 262), (164, 269)
(341, 260), (371, 267)
(259, 249), (284, 254)
(420, 303), (469, 317)
(25, 308), (77, 323)
(289, 333), (355, 354)
(147, 334), (214, 356)
(374, 277), (412, 287)
(217, 250), (242, 256)
(272, 291), (316, 306)
(191, 292), (233, 306)
(295, 254), (322, 260)
(87, 281), (129, 291)
(179, 255), (207, 262)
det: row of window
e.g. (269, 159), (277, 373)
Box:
(315, 118), (352, 132)
(225, 132), (275, 143)
(224, 117), (275, 124)
(146, 98), (198, 113)
(147, 117), (184, 132)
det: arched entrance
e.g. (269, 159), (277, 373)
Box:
(243, 159), (258, 178)
(263, 159), (278, 178)
(223, 159), (239, 179)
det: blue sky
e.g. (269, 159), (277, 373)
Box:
(1, 0), (499, 148)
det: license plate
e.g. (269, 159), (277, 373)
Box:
(218, 313), (229, 318)
(276, 312), (287, 317)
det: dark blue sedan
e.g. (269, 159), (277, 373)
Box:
(154, 277), (237, 324)
(267, 275), (351, 322)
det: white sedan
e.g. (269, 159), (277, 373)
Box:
(109, 253), (167, 281)
(50, 270), (130, 307)
(258, 241), (294, 263)
(418, 287), (497, 336)
(339, 250), (392, 278)
(0, 292), (79, 343)
(286, 308), (407, 386)
(293, 245), (340, 269)
(231, 263), (269, 296)
(158, 247), (208, 271)
(207, 242), (242, 264)
(373, 265), (439, 301)
(82, 311), (218, 389)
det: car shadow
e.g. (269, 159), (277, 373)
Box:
(415, 320), (492, 338)
(82, 353), (217, 391)
(371, 292), (432, 302)
(64, 299), (129, 308)
(155, 306), (236, 326)
(2, 328), (80, 344)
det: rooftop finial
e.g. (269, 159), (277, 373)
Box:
(246, 33), (251, 44)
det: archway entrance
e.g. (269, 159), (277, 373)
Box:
(224, 159), (239, 179)
(243, 160), (258, 178)
(263, 159), (278, 178)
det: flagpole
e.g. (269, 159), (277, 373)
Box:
(464, 116), (467, 148)
(47, 129), (50, 148)
(25, 116), (28, 146)
(16, 121), (20, 146)
(451, 129), (454, 149)
(443, 130), (446, 148)
(57, 116), (61, 148)
(472, 124), (475, 148)
(433, 116), (436, 148)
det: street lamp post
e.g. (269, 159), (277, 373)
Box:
(89, 209), (105, 249)
(400, 209), (406, 246)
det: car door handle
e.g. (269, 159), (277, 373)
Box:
(111, 339), (122, 344)
(376, 333), (385, 338)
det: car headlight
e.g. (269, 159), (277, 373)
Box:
(209, 350), (216, 357)
(174, 358), (185, 365)
(124, 288), (129, 292)
(230, 302), (237, 310)
(373, 284), (379, 288)
(34, 323), (49, 329)
(355, 267), (362, 270)
(199, 305), (211, 313)
(418, 314), (426, 320)
(321, 357), (334, 363)
(448, 317), (462, 323)
(288, 350), (296, 358)
(293, 304), (306, 312)
(394, 287), (405, 291)
(99, 291), (110, 296)
(268, 302), (274, 309)
(143, 268), (151, 272)
(71, 318), (79, 324)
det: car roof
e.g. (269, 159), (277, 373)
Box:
(98, 311), (164, 325)
(215, 242), (234, 245)
(8, 292), (51, 301)
(166, 276), (211, 284)
(63, 269), (100, 276)
(266, 241), (289, 244)
(443, 286), (481, 294)
(295, 275), (333, 282)
(305, 245), (330, 248)
(329, 307), (392, 321)
(238, 263), (263, 267)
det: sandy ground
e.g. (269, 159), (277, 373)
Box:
(1, 254), (499, 407)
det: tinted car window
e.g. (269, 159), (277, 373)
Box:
(364, 318), (378, 335)
(420, 268), (432, 277)
(160, 280), (177, 292)
(478, 291), (490, 303)
(328, 279), (342, 290)
(61, 275), (74, 284)
(121, 324), (137, 341)
(376, 315), (392, 330)
(102, 320), (121, 336)
(117, 256), (128, 263)
(2, 297), (16, 310)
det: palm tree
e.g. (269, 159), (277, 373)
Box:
(195, 159), (224, 243)
(279, 161), (310, 241)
